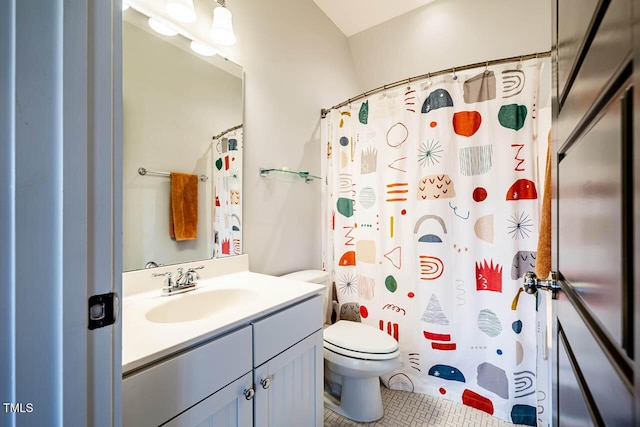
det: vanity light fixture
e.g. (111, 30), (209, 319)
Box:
(165, 0), (197, 23)
(190, 40), (217, 57)
(148, 17), (179, 36)
(210, 0), (236, 46)
(126, 1), (222, 58)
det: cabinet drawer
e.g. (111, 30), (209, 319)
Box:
(252, 295), (323, 367)
(123, 326), (252, 427)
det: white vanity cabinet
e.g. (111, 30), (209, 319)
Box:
(123, 294), (323, 427)
(123, 325), (254, 427)
(252, 295), (323, 427)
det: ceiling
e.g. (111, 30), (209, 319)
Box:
(312, 0), (437, 37)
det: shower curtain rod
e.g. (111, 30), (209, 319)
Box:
(320, 50), (552, 118)
(212, 124), (243, 141)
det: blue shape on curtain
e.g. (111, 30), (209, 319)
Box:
(511, 404), (536, 426)
(418, 234), (443, 243)
(512, 320), (523, 334)
(421, 89), (454, 113)
(428, 364), (466, 382)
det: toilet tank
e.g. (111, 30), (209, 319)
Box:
(281, 270), (332, 325)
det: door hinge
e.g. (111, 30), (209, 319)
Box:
(88, 292), (119, 330)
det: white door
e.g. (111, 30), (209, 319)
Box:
(0, 1), (122, 426)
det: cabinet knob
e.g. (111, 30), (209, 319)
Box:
(260, 376), (272, 389)
(243, 387), (255, 400)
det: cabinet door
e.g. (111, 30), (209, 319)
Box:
(253, 331), (323, 427)
(123, 326), (252, 426)
(163, 372), (253, 427)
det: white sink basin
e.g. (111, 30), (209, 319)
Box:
(145, 288), (259, 323)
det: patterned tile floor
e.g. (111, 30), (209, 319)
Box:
(324, 386), (529, 427)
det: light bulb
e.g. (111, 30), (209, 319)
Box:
(165, 0), (197, 23)
(210, 6), (236, 46)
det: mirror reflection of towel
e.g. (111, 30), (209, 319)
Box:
(170, 172), (198, 241)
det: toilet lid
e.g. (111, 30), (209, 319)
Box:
(323, 321), (399, 360)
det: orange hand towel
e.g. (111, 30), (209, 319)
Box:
(535, 131), (552, 278)
(169, 172), (198, 241)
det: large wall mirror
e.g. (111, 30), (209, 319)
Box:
(123, 2), (243, 272)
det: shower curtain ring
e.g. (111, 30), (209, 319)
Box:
(421, 73), (432, 91)
(517, 56), (523, 70)
(484, 61), (490, 75)
(452, 68), (458, 80)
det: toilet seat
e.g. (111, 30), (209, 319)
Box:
(323, 320), (399, 361)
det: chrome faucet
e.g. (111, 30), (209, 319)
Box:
(178, 266), (203, 287)
(153, 265), (204, 296)
(152, 271), (176, 296)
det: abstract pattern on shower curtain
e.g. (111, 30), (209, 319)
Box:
(213, 128), (243, 257)
(322, 59), (550, 426)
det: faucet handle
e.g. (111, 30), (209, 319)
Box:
(187, 270), (200, 281)
(184, 265), (204, 283)
(152, 271), (174, 288)
(152, 271), (172, 278)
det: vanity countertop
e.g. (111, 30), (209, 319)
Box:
(122, 270), (324, 374)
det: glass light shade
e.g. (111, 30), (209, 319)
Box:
(148, 18), (178, 36)
(165, 0), (197, 23)
(122, 2), (130, 11)
(190, 41), (217, 57)
(210, 6), (236, 46)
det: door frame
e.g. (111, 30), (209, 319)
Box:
(634, 0), (640, 423)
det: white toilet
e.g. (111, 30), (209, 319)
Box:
(281, 270), (401, 423)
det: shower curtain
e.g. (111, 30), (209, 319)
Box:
(322, 59), (549, 426)
(213, 128), (243, 258)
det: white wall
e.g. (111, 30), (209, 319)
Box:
(220, 0), (362, 275)
(348, 0), (552, 90)
(226, 0), (551, 276)
(122, 22), (242, 271)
